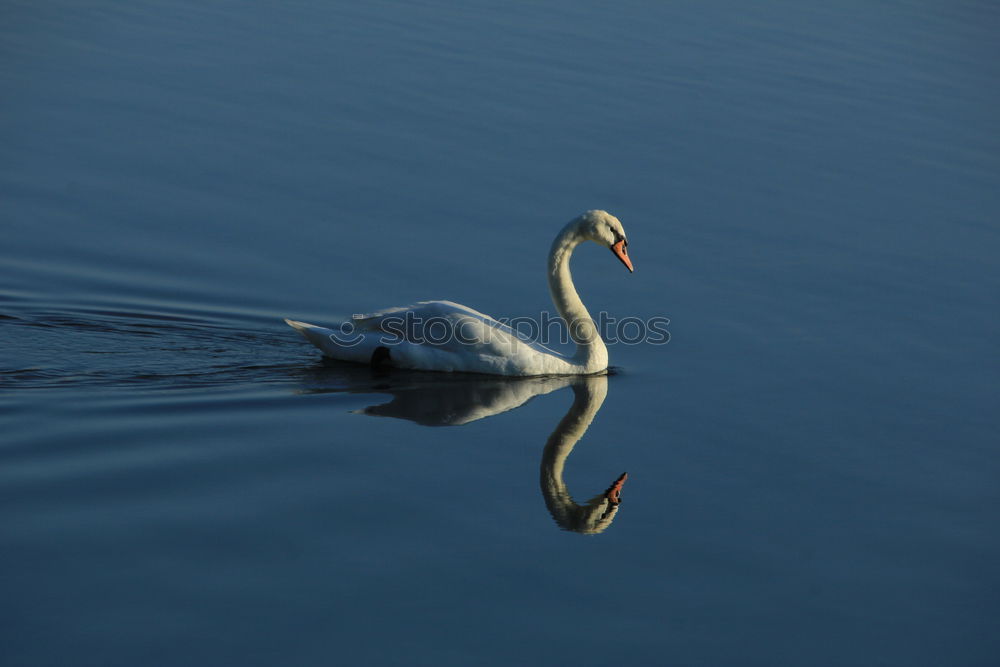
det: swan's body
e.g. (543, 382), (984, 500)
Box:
(286, 210), (633, 376)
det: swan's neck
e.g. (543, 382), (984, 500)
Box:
(548, 222), (608, 371)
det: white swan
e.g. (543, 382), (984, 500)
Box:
(285, 210), (633, 376)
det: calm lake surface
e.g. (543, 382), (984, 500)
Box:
(2, 1), (998, 665)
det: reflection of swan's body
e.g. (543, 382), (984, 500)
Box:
(540, 375), (627, 534)
(285, 210), (633, 376)
(357, 375), (575, 426)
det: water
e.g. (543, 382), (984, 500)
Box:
(2, 1), (998, 665)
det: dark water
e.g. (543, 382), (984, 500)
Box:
(2, 1), (999, 665)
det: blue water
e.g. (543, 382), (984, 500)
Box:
(2, 1), (999, 665)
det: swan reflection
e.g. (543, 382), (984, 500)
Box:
(540, 376), (628, 534)
(356, 375), (576, 426)
(301, 365), (627, 533)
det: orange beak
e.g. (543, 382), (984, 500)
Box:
(611, 239), (633, 272)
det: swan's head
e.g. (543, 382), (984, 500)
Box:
(577, 209), (633, 272)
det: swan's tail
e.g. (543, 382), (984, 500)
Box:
(284, 319), (323, 333)
(284, 318), (383, 365)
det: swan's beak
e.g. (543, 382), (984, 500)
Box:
(605, 472), (628, 504)
(611, 240), (633, 272)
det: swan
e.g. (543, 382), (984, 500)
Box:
(285, 210), (633, 376)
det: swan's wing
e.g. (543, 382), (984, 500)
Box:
(351, 300), (494, 331)
(350, 300), (562, 360)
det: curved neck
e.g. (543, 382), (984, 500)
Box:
(547, 221), (607, 369)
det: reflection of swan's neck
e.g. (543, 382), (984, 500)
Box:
(548, 221), (608, 371)
(541, 376), (623, 534)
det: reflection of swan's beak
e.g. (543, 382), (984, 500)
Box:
(604, 472), (628, 504)
(611, 240), (633, 272)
